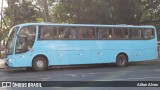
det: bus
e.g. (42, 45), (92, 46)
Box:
(4, 23), (158, 71)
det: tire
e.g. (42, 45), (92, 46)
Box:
(32, 56), (48, 71)
(116, 54), (128, 67)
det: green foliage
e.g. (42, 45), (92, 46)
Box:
(1, 0), (160, 41)
(4, 0), (42, 27)
(51, 0), (118, 24)
(51, 0), (160, 25)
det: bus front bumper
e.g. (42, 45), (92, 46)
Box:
(4, 58), (15, 68)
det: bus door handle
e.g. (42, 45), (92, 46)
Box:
(20, 55), (24, 58)
(139, 52), (142, 54)
(78, 54), (83, 56)
(97, 53), (102, 55)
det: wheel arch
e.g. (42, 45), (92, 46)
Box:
(32, 54), (49, 67)
(116, 52), (129, 62)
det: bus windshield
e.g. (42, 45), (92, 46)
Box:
(15, 25), (36, 54)
(6, 26), (19, 55)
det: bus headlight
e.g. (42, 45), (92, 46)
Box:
(8, 58), (13, 62)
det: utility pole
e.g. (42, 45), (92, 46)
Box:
(0, 0), (4, 58)
(0, 0), (4, 50)
(1, 0), (3, 30)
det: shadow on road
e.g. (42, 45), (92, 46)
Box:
(3, 60), (159, 73)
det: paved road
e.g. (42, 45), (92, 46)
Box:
(0, 59), (160, 90)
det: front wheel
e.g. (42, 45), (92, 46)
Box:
(32, 56), (48, 71)
(116, 54), (128, 67)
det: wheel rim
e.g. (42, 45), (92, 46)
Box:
(37, 60), (44, 68)
(117, 54), (127, 66)
(119, 56), (125, 65)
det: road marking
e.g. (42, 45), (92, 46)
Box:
(97, 77), (160, 81)
(0, 65), (160, 80)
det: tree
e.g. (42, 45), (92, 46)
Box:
(4, 0), (42, 28)
(32, 0), (56, 22)
(51, 0), (160, 25)
(51, 0), (117, 24)
(0, 0), (43, 52)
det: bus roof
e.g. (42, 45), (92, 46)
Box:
(16, 23), (155, 28)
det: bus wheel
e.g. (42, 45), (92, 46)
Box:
(116, 54), (128, 67)
(32, 56), (47, 71)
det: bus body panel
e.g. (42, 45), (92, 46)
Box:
(5, 39), (157, 67)
(4, 23), (158, 68)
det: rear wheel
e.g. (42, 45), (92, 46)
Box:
(116, 54), (128, 67)
(32, 56), (48, 71)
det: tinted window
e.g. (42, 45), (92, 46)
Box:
(98, 28), (111, 39)
(130, 28), (143, 39)
(59, 27), (76, 39)
(39, 26), (58, 39)
(77, 27), (94, 39)
(16, 26), (36, 54)
(143, 28), (154, 39)
(114, 28), (129, 39)
(38, 26), (155, 40)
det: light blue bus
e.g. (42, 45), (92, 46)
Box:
(4, 23), (158, 71)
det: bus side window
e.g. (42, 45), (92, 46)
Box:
(94, 28), (98, 39)
(43, 26), (52, 39)
(130, 28), (143, 39)
(39, 26), (58, 40)
(129, 29), (134, 39)
(39, 26), (52, 39)
(60, 27), (74, 39)
(143, 28), (154, 39)
(88, 27), (94, 39)
(52, 27), (59, 39)
(60, 27), (68, 39)
(115, 28), (123, 39)
(77, 28), (81, 39)
(135, 29), (142, 39)
(98, 28), (111, 39)
(70, 27), (76, 39)
(123, 28), (129, 39)
(76, 27), (95, 39)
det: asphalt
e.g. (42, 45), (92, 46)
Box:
(0, 59), (160, 90)
(0, 58), (159, 69)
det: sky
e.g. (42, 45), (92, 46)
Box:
(0, 0), (7, 20)
(0, 0), (8, 10)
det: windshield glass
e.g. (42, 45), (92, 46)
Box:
(16, 25), (36, 54)
(6, 26), (19, 55)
